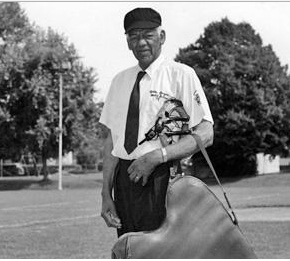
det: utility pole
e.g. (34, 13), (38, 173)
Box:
(53, 60), (73, 191)
(58, 72), (63, 190)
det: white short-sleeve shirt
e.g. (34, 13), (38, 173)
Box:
(99, 54), (213, 160)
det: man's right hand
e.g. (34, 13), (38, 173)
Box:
(101, 196), (122, 229)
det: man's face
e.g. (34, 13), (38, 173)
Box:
(127, 28), (166, 70)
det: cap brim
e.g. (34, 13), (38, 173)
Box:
(125, 20), (160, 33)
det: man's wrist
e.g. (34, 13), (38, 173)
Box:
(160, 147), (168, 163)
(148, 149), (163, 165)
(101, 187), (112, 198)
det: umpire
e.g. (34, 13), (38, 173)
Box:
(100, 7), (214, 237)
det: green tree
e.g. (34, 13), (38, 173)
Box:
(0, 2), (33, 160)
(176, 18), (290, 176)
(0, 2), (102, 180)
(18, 27), (100, 180)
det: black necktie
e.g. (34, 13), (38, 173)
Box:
(124, 71), (146, 154)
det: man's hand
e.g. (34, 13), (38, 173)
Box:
(128, 149), (163, 186)
(101, 196), (122, 229)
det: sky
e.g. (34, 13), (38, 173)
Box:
(20, 2), (290, 101)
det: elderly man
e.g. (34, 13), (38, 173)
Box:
(100, 7), (214, 237)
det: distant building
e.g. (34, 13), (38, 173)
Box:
(47, 151), (74, 165)
(256, 153), (280, 175)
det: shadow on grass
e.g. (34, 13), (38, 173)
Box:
(200, 174), (255, 186)
(200, 172), (290, 187)
(2, 172), (289, 191)
(0, 177), (44, 191)
(0, 174), (103, 191)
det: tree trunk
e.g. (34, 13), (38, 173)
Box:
(41, 148), (49, 181)
(32, 154), (39, 176)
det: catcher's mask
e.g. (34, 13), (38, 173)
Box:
(139, 98), (191, 146)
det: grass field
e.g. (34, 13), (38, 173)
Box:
(0, 172), (290, 258)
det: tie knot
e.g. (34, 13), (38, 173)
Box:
(137, 71), (146, 81)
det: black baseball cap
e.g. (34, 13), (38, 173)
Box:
(124, 8), (162, 33)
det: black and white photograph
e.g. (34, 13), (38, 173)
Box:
(0, 1), (290, 259)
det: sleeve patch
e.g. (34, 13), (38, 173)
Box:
(194, 90), (201, 106)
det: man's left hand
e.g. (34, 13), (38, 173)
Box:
(128, 149), (162, 186)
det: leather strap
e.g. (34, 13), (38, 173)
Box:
(191, 134), (239, 225)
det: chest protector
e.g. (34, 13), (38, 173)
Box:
(111, 175), (256, 258)
(111, 135), (257, 259)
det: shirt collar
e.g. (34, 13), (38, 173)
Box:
(136, 53), (165, 79)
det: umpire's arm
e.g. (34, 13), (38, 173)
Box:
(127, 119), (213, 186)
(165, 119), (214, 161)
(101, 129), (122, 229)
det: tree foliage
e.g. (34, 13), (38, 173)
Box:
(176, 18), (290, 176)
(0, 2), (33, 159)
(0, 2), (103, 179)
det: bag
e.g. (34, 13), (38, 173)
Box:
(111, 135), (257, 259)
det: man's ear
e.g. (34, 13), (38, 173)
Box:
(160, 30), (166, 45)
(127, 38), (133, 50)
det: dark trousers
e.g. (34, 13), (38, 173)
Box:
(113, 159), (170, 237)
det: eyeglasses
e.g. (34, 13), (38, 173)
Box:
(126, 29), (158, 43)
